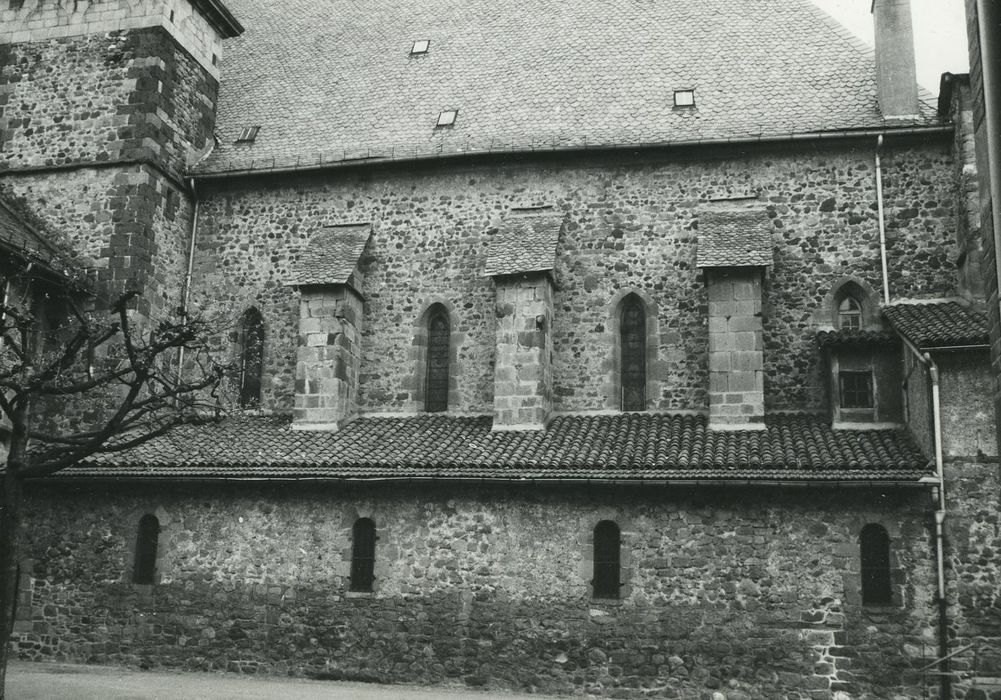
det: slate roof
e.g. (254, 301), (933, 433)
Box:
(0, 198), (90, 282)
(882, 301), (989, 349)
(284, 224), (371, 287)
(483, 210), (563, 278)
(696, 211), (774, 268)
(196, 0), (940, 175)
(53, 413), (931, 482)
(816, 329), (899, 348)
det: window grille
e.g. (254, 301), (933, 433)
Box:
(133, 514), (159, 584)
(592, 520), (621, 599)
(620, 297), (646, 411)
(838, 296), (862, 330)
(860, 524), (892, 605)
(425, 311), (450, 412)
(240, 308), (264, 407)
(350, 518), (376, 592)
(839, 371), (873, 409)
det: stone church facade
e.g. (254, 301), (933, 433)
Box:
(2, 0), (999, 697)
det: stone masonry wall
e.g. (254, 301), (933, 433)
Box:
(706, 268), (764, 429)
(492, 273), (553, 429)
(192, 139), (958, 416)
(0, 0), (225, 78)
(1, 26), (219, 179)
(293, 286), (364, 428)
(1, 165), (193, 318)
(15, 482), (940, 699)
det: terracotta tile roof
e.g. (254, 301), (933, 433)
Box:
(816, 329), (898, 348)
(284, 224), (371, 287)
(53, 413), (931, 482)
(696, 211), (774, 268)
(196, 0), (940, 175)
(882, 301), (989, 349)
(483, 210), (563, 278)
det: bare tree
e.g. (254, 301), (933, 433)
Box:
(0, 282), (227, 699)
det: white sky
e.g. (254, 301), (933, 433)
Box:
(809, 0), (970, 96)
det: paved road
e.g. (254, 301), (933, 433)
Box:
(5, 661), (563, 700)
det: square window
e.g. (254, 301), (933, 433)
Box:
(436, 109), (457, 127)
(839, 371), (873, 409)
(674, 89), (695, 107)
(411, 39), (430, 54)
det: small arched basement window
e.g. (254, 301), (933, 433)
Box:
(838, 296), (863, 330)
(425, 308), (450, 412)
(133, 514), (160, 585)
(620, 296), (646, 411)
(350, 518), (376, 592)
(593, 520), (621, 599)
(860, 523), (892, 605)
(239, 308), (264, 407)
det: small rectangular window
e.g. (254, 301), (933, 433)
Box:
(673, 89), (695, 108)
(839, 371), (873, 409)
(235, 126), (260, 143)
(411, 39), (430, 54)
(436, 109), (457, 127)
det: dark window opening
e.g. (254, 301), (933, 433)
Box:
(133, 514), (160, 585)
(839, 371), (873, 409)
(838, 296), (862, 330)
(592, 520), (621, 599)
(860, 524), (892, 605)
(350, 518), (376, 592)
(425, 309), (449, 412)
(239, 308), (264, 408)
(620, 296), (646, 411)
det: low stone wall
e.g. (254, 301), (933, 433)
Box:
(11, 481), (945, 698)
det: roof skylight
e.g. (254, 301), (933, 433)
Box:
(235, 126), (260, 143)
(674, 89), (695, 108)
(436, 109), (457, 127)
(411, 39), (430, 54)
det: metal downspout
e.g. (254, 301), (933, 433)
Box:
(876, 135), (891, 305)
(902, 336), (949, 697)
(177, 178), (200, 374)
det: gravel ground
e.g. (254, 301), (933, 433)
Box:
(5, 661), (566, 700)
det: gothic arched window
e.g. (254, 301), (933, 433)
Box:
(350, 518), (376, 592)
(620, 296), (646, 411)
(239, 308), (264, 407)
(860, 524), (892, 605)
(133, 514), (159, 585)
(425, 309), (450, 412)
(592, 520), (621, 599)
(838, 296), (863, 330)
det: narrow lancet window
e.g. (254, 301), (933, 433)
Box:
(620, 296), (646, 411)
(350, 518), (376, 592)
(239, 308), (264, 407)
(593, 520), (621, 599)
(133, 514), (159, 585)
(425, 309), (450, 412)
(860, 524), (892, 605)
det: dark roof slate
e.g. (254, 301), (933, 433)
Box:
(696, 210), (774, 268)
(284, 224), (371, 287)
(882, 302), (989, 349)
(196, 0), (940, 175)
(483, 210), (563, 278)
(58, 413), (931, 482)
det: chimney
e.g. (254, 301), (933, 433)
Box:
(872, 0), (920, 119)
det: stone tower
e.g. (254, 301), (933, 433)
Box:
(0, 0), (241, 315)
